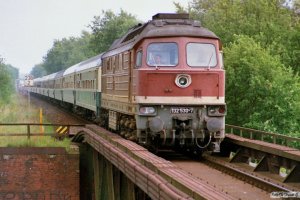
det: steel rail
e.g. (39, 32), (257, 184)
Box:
(203, 154), (296, 193)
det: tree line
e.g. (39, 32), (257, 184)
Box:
(0, 58), (18, 107)
(3, 0), (298, 135)
(176, 0), (300, 134)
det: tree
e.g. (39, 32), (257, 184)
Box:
(31, 63), (47, 78)
(37, 10), (139, 76)
(0, 62), (16, 106)
(42, 31), (95, 74)
(179, 0), (300, 73)
(5, 64), (18, 81)
(88, 10), (140, 53)
(225, 35), (300, 133)
(176, 0), (300, 134)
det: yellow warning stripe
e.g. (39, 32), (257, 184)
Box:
(56, 126), (68, 135)
(60, 127), (68, 135)
(56, 126), (62, 132)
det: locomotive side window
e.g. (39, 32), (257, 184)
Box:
(115, 55), (120, 71)
(187, 43), (217, 67)
(123, 52), (130, 69)
(147, 43), (178, 66)
(118, 54), (123, 69)
(136, 51), (142, 68)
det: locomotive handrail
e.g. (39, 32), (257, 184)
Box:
(0, 123), (85, 139)
(0, 123), (84, 126)
(226, 124), (300, 149)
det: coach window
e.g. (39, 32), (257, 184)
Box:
(147, 43), (178, 67)
(135, 51), (142, 68)
(187, 43), (217, 68)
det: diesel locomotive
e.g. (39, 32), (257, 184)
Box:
(27, 13), (226, 154)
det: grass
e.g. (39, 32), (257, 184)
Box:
(0, 93), (72, 149)
(1, 136), (70, 148)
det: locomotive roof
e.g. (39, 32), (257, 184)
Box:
(102, 13), (219, 58)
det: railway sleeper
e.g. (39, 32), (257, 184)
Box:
(225, 145), (300, 184)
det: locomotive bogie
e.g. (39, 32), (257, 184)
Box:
(134, 104), (225, 151)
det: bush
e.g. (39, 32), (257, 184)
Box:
(0, 64), (14, 106)
(225, 35), (300, 134)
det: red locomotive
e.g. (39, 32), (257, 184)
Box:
(100, 13), (226, 153)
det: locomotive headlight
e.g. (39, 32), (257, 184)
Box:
(175, 74), (192, 88)
(209, 107), (217, 114)
(139, 107), (156, 115)
(207, 105), (226, 116)
(179, 77), (187, 85)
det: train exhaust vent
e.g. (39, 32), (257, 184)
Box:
(152, 13), (189, 20)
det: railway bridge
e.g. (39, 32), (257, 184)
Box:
(72, 124), (233, 200)
(0, 122), (299, 199)
(71, 124), (300, 200)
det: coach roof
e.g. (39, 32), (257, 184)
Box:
(63, 63), (81, 76)
(76, 53), (103, 73)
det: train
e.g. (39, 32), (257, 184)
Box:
(25, 13), (226, 154)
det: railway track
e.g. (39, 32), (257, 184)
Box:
(78, 124), (299, 199)
(202, 153), (297, 193)
(158, 151), (276, 199)
(27, 94), (300, 199)
(163, 149), (300, 199)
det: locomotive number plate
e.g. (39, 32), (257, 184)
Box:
(170, 107), (194, 114)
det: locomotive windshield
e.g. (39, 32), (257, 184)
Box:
(187, 43), (217, 67)
(147, 43), (178, 66)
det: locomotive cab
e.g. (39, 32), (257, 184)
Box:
(133, 14), (226, 153)
(101, 13), (226, 154)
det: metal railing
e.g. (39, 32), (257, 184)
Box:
(226, 124), (300, 149)
(0, 123), (85, 139)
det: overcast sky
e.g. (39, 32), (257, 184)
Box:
(0, 0), (189, 75)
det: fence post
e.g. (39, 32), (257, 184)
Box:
(40, 108), (44, 135)
(67, 125), (70, 137)
(27, 125), (30, 139)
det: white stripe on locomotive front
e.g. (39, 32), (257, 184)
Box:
(134, 96), (225, 105)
